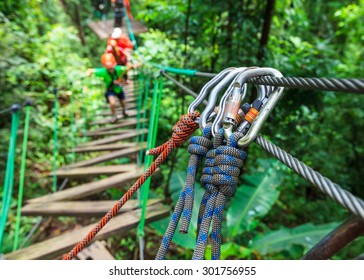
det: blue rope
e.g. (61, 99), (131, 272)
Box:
(155, 125), (212, 260)
(193, 131), (247, 260)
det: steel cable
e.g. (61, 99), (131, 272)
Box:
(255, 135), (364, 220)
(249, 76), (364, 94)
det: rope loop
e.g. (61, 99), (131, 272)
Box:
(187, 136), (212, 156)
(212, 146), (247, 198)
(171, 111), (200, 145)
(148, 111), (200, 156)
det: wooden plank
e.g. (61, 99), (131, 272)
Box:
(49, 164), (138, 178)
(21, 198), (161, 217)
(96, 107), (138, 117)
(87, 18), (148, 40)
(85, 118), (147, 135)
(5, 203), (168, 260)
(77, 241), (115, 260)
(74, 142), (145, 153)
(87, 128), (135, 137)
(90, 110), (142, 126)
(26, 170), (143, 204)
(101, 97), (136, 108)
(77, 129), (148, 147)
(95, 103), (137, 116)
(60, 144), (145, 169)
(87, 129), (145, 137)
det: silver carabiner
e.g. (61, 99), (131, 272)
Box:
(199, 67), (248, 131)
(233, 68), (284, 148)
(188, 67), (236, 115)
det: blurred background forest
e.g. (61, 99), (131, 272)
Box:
(0, 0), (363, 259)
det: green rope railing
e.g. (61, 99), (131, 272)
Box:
(70, 91), (76, 163)
(81, 86), (88, 142)
(137, 78), (163, 240)
(147, 62), (197, 77)
(138, 76), (150, 166)
(52, 89), (59, 192)
(0, 105), (20, 253)
(13, 102), (32, 251)
(136, 72), (145, 166)
(124, 5), (137, 49)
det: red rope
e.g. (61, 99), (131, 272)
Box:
(62, 112), (200, 260)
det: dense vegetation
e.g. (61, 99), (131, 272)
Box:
(0, 0), (363, 259)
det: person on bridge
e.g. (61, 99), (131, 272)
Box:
(86, 53), (130, 123)
(105, 27), (134, 84)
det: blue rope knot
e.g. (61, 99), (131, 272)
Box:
(187, 136), (212, 156)
(179, 134), (213, 233)
(212, 146), (247, 198)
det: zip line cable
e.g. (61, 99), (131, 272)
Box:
(255, 135), (364, 220)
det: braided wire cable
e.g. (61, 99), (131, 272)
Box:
(63, 112), (200, 260)
(249, 76), (364, 94)
(255, 135), (364, 220)
(155, 125), (213, 260)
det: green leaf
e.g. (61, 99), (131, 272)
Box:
(220, 243), (253, 260)
(227, 159), (285, 237)
(249, 222), (339, 255)
(169, 171), (186, 203)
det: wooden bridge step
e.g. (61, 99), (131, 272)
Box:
(60, 144), (145, 169)
(73, 142), (145, 153)
(87, 18), (148, 40)
(77, 129), (148, 147)
(100, 96), (137, 108)
(5, 203), (168, 260)
(90, 110), (144, 126)
(86, 128), (135, 137)
(87, 129), (146, 137)
(96, 104), (137, 116)
(27, 169), (143, 204)
(49, 164), (138, 178)
(85, 118), (147, 135)
(22, 198), (161, 217)
(77, 241), (115, 260)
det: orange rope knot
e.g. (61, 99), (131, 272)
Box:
(147, 111), (200, 156)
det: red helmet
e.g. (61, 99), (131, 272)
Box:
(101, 53), (116, 68)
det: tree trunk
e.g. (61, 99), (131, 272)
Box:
(60, 0), (86, 46)
(73, 1), (86, 45)
(257, 0), (275, 62)
(226, 0), (234, 64)
(183, 0), (192, 67)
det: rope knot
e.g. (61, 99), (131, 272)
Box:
(171, 112), (200, 146)
(147, 111), (200, 156)
(212, 146), (247, 198)
(200, 149), (216, 188)
(187, 136), (213, 156)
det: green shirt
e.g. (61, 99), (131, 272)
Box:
(93, 65), (126, 93)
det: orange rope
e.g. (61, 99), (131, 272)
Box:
(62, 112), (200, 260)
